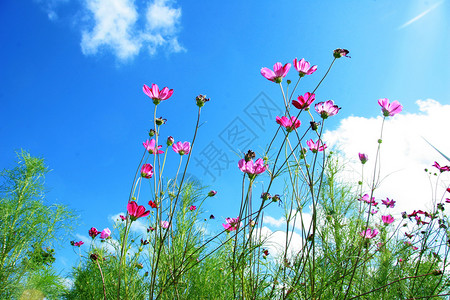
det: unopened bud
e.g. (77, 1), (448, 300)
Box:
(167, 136), (174, 146)
(155, 117), (167, 126)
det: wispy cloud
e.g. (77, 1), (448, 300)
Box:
(398, 1), (444, 29)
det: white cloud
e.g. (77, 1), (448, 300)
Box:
(324, 99), (450, 216)
(77, 0), (184, 60)
(258, 226), (303, 258)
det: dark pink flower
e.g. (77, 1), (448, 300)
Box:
(143, 139), (164, 154)
(261, 62), (291, 83)
(382, 215), (394, 225)
(315, 100), (340, 119)
(370, 209), (378, 215)
(381, 198), (395, 208)
(292, 92), (315, 110)
(127, 201), (150, 221)
(293, 58), (317, 77)
(433, 162), (450, 173)
(238, 158), (267, 178)
(333, 48), (350, 58)
(189, 205), (197, 211)
(119, 215), (126, 221)
(100, 228), (111, 239)
(358, 153), (368, 164)
(140, 164), (154, 179)
(208, 190), (217, 197)
(378, 98), (402, 117)
(148, 200), (158, 208)
(306, 139), (327, 153)
(89, 227), (99, 238)
(446, 198), (450, 204)
(360, 228), (378, 239)
(172, 141), (191, 155)
(73, 241), (84, 247)
(223, 217), (240, 232)
(143, 83), (173, 105)
(276, 116), (301, 132)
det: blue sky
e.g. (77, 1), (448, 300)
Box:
(1, 0), (450, 273)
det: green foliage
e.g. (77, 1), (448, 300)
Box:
(0, 150), (77, 299)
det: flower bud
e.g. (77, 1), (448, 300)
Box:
(358, 153), (368, 164)
(90, 253), (99, 261)
(196, 94), (210, 107)
(208, 190), (217, 197)
(167, 136), (174, 146)
(245, 150), (255, 162)
(272, 194), (280, 202)
(149, 129), (156, 137)
(155, 117), (167, 126)
(287, 80), (292, 84)
(333, 48), (350, 58)
(261, 192), (272, 201)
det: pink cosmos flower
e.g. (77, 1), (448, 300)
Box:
(160, 221), (170, 229)
(378, 98), (403, 117)
(370, 209), (378, 215)
(433, 162), (450, 173)
(276, 116), (301, 132)
(315, 100), (340, 119)
(360, 228), (379, 239)
(446, 198), (450, 204)
(238, 158), (267, 178)
(260, 62), (291, 83)
(100, 228), (111, 239)
(189, 205), (197, 211)
(381, 198), (396, 208)
(359, 194), (378, 206)
(140, 164), (154, 179)
(89, 227), (99, 238)
(148, 200), (158, 209)
(382, 215), (394, 225)
(223, 217), (240, 232)
(73, 241), (84, 247)
(143, 139), (164, 154)
(292, 92), (315, 110)
(293, 58), (317, 77)
(172, 141), (191, 155)
(143, 83), (174, 105)
(119, 215), (126, 221)
(358, 153), (368, 164)
(306, 139), (327, 153)
(127, 201), (150, 221)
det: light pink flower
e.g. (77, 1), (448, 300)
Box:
(359, 194), (378, 206)
(189, 205), (196, 211)
(315, 100), (340, 119)
(381, 198), (395, 208)
(160, 221), (170, 229)
(382, 215), (394, 224)
(292, 92), (315, 110)
(143, 83), (173, 105)
(100, 228), (111, 239)
(223, 217), (240, 232)
(358, 153), (368, 164)
(238, 158), (267, 178)
(143, 139), (164, 154)
(378, 98), (402, 117)
(306, 139), (327, 153)
(360, 228), (379, 239)
(172, 141), (191, 155)
(293, 58), (317, 77)
(127, 201), (150, 221)
(370, 209), (378, 215)
(140, 164), (154, 179)
(276, 116), (301, 132)
(261, 62), (291, 83)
